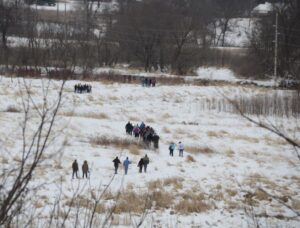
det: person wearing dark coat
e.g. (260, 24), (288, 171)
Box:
(125, 122), (133, 135)
(113, 156), (121, 174)
(143, 154), (149, 173)
(72, 160), (79, 179)
(82, 160), (89, 179)
(137, 158), (144, 173)
(152, 134), (160, 149)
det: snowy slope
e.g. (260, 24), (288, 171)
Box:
(0, 76), (299, 227)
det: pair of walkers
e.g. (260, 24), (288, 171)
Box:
(169, 141), (184, 157)
(72, 160), (89, 179)
(113, 156), (131, 175)
(112, 155), (149, 175)
(137, 155), (149, 173)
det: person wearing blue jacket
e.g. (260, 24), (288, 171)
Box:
(169, 142), (176, 156)
(123, 157), (131, 175)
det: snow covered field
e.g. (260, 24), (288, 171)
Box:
(0, 76), (299, 227)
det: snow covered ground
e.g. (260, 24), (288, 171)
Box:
(0, 75), (299, 227)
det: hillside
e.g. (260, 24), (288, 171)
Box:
(0, 75), (299, 227)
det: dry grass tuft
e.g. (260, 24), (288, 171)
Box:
(225, 149), (235, 158)
(292, 199), (300, 211)
(175, 128), (186, 135)
(207, 130), (228, 138)
(60, 112), (109, 119)
(147, 180), (163, 191)
(5, 106), (21, 113)
(186, 155), (196, 163)
(65, 196), (106, 214)
(128, 144), (141, 155)
(163, 177), (183, 190)
(84, 112), (109, 119)
(151, 190), (174, 209)
(186, 146), (215, 155)
(161, 113), (172, 120)
(114, 191), (148, 213)
(114, 189), (173, 213)
(146, 117), (155, 123)
(90, 136), (145, 150)
(233, 134), (259, 143)
(162, 127), (171, 134)
(175, 191), (213, 214)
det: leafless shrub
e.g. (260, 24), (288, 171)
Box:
(198, 92), (300, 117)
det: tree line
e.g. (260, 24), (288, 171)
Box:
(0, 0), (299, 79)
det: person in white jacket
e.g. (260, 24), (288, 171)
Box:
(178, 141), (184, 157)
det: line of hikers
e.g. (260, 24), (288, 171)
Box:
(168, 141), (185, 157)
(141, 77), (156, 87)
(112, 155), (150, 175)
(72, 155), (150, 178)
(72, 160), (89, 179)
(125, 121), (160, 149)
(74, 84), (92, 93)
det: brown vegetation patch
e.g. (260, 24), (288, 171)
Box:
(5, 106), (21, 113)
(65, 197), (106, 214)
(186, 155), (196, 163)
(147, 180), (163, 191)
(163, 177), (183, 190)
(114, 188), (173, 213)
(90, 136), (145, 150)
(225, 149), (235, 158)
(207, 130), (228, 138)
(233, 134), (259, 143)
(128, 144), (141, 155)
(186, 146), (215, 155)
(162, 127), (171, 134)
(60, 111), (109, 119)
(114, 191), (149, 214)
(175, 191), (213, 214)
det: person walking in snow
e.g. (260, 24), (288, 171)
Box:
(137, 158), (144, 173)
(123, 157), (131, 175)
(82, 160), (89, 179)
(143, 154), (149, 173)
(133, 125), (140, 138)
(72, 160), (79, 179)
(178, 141), (184, 157)
(113, 156), (121, 174)
(169, 142), (176, 156)
(125, 121), (133, 135)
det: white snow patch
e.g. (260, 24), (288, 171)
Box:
(196, 67), (237, 81)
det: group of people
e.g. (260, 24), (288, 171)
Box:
(72, 155), (150, 178)
(125, 121), (160, 149)
(141, 77), (156, 87)
(74, 84), (92, 93)
(112, 155), (150, 175)
(72, 160), (89, 179)
(168, 142), (185, 157)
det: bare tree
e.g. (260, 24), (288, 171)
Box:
(0, 78), (65, 226)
